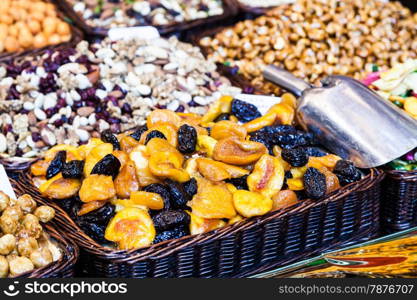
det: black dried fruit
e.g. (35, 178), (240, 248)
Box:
(152, 210), (190, 231)
(143, 183), (171, 210)
(153, 225), (189, 244)
(214, 113), (230, 122)
(249, 131), (273, 154)
(304, 147), (328, 157)
(145, 130), (166, 144)
(294, 190), (307, 200)
(46, 151), (66, 179)
(333, 160), (362, 186)
(225, 175), (249, 190)
(62, 160), (84, 179)
(165, 179), (189, 209)
(231, 99), (261, 122)
(130, 125), (148, 141)
(182, 178), (198, 199)
(177, 124), (197, 154)
(78, 203), (116, 226)
(57, 197), (80, 215)
(273, 131), (315, 149)
(76, 220), (108, 244)
(281, 147), (309, 167)
(91, 154), (121, 179)
(303, 167), (326, 199)
(100, 129), (120, 150)
(285, 171), (293, 179)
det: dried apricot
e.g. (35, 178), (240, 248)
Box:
(243, 112), (277, 133)
(188, 211), (226, 235)
(30, 160), (49, 177)
(147, 109), (182, 129)
(268, 102), (295, 125)
(201, 95), (234, 125)
(286, 178), (304, 190)
(149, 152), (190, 183)
(228, 215), (243, 225)
(120, 135), (140, 154)
(281, 93), (297, 108)
(210, 120), (247, 140)
(308, 154), (341, 170)
(196, 135), (217, 157)
(233, 190), (272, 218)
(320, 167), (341, 194)
(247, 154), (285, 198)
(112, 150), (129, 168)
(146, 137), (179, 155)
(105, 208), (155, 250)
(78, 201), (107, 216)
(141, 123), (178, 148)
(39, 174), (81, 199)
(130, 191), (164, 210)
(44, 144), (81, 162)
(213, 137), (267, 165)
(129, 145), (160, 187)
(77, 138), (104, 159)
(271, 190), (298, 211)
(196, 158), (249, 181)
(79, 174), (116, 203)
(188, 179), (236, 219)
(114, 161), (140, 199)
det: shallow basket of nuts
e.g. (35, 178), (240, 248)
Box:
(362, 60), (417, 233)
(17, 94), (384, 278)
(0, 189), (78, 278)
(54, 0), (238, 36)
(235, 0), (296, 15)
(0, 0), (83, 63)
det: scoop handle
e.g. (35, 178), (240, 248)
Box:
(263, 65), (312, 97)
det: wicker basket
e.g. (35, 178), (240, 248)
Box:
(0, 0), (83, 63)
(380, 170), (417, 233)
(9, 179), (79, 278)
(53, 0), (239, 37)
(16, 169), (383, 278)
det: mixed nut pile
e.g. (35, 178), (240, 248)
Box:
(363, 60), (417, 171)
(69, 0), (224, 28)
(31, 95), (362, 250)
(200, 0), (417, 94)
(0, 37), (241, 158)
(0, 0), (72, 53)
(0, 192), (60, 277)
(238, 0), (294, 9)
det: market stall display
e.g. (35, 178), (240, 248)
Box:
(56, 0), (236, 35)
(0, 37), (241, 169)
(0, 190), (78, 277)
(199, 0), (417, 94)
(363, 60), (417, 232)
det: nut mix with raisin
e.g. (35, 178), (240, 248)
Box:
(69, 0), (224, 29)
(0, 37), (241, 158)
(0, 191), (61, 277)
(30, 94), (362, 250)
(200, 0), (417, 94)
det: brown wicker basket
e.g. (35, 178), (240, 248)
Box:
(0, 0), (83, 63)
(54, 0), (239, 37)
(9, 179), (79, 278)
(16, 169), (383, 278)
(380, 170), (417, 233)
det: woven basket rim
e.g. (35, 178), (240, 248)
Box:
(0, 0), (83, 63)
(383, 168), (417, 181)
(54, 0), (239, 36)
(9, 179), (79, 278)
(17, 168), (384, 264)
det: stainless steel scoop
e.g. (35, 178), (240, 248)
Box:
(263, 66), (417, 168)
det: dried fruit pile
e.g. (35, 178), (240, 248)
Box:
(69, 0), (224, 28)
(199, 0), (417, 94)
(0, 191), (61, 277)
(363, 60), (417, 171)
(31, 94), (362, 250)
(0, 0), (72, 53)
(0, 37), (241, 158)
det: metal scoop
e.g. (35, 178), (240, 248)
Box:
(263, 66), (417, 168)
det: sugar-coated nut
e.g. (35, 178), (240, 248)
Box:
(22, 214), (43, 238)
(34, 206), (55, 223)
(0, 192), (10, 212)
(0, 256), (8, 278)
(16, 194), (37, 214)
(0, 234), (16, 256)
(2, 206), (23, 222)
(30, 247), (53, 268)
(0, 215), (19, 234)
(17, 237), (39, 257)
(8, 256), (34, 276)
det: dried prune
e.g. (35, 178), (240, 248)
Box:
(165, 179), (188, 209)
(177, 124), (197, 154)
(100, 129), (120, 150)
(281, 147), (309, 167)
(130, 125), (148, 141)
(143, 183), (171, 210)
(303, 167), (326, 199)
(76, 220), (108, 244)
(145, 130), (166, 144)
(333, 160), (362, 186)
(182, 178), (198, 199)
(153, 225), (189, 244)
(214, 113), (230, 122)
(78, 203), (116, 226)
(91, 154), (121, 179)
(62, 160), (84, 179)
(152, 210), (190, 231)
(231, 99), (261, 122)
(273, 131), (315, 149)
(304, 147), (328, 157)
(249, 131), (273, 154)
(46, 151), (66, 179)
(57, 197), (80, 215)
(225, 175), (249, 190)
